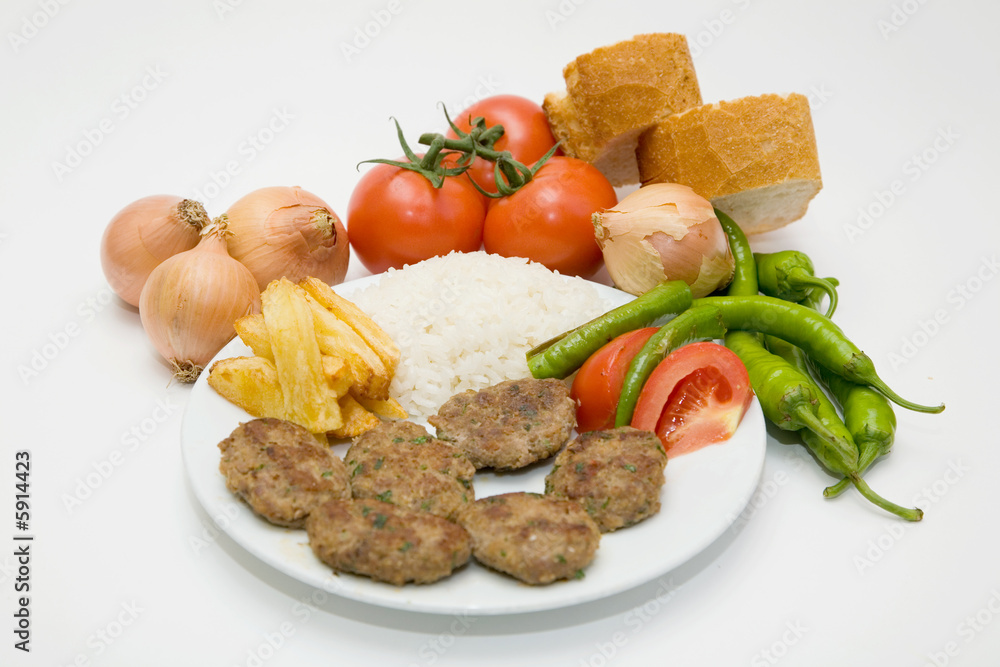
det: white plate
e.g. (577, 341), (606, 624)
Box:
(180, 276), (767, 616)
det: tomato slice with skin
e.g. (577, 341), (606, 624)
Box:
(570, 327), (659, 432)
(631, 341), (754, 457)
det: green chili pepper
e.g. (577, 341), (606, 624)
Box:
(691, 295), (945, 415)
(718, 218), (918, 519)
(764, 334), (919, 521)
(754, 250), (839, 317)
(527, 280), (693, 379)
(715, 209), (758, 298)
(614, 304), (727, 427)
(724, 331), (840, 440)
(798, 285), (897, 499)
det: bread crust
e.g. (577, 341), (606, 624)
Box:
(544, 33), (702, 186)
(637, 93), (822, 233)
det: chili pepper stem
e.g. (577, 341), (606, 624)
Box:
(862, 373), (945, 414)
(791, 404), (841, 446)
(823, 477), (850, 498)
(791, 271), (839, 317)
(848, 474), (923, 521)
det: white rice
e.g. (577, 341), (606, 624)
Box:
(349, 251), (612, 421)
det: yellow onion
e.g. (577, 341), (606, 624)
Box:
(139, 219), (261, 382)
(592, 183), (734, 297)
(100, 195), (210, 307)
(224, 186), (349, 291)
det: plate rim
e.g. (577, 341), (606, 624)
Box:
(180, 273), (767, 616)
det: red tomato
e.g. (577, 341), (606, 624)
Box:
(446, 95), (559, 194)
(631, 342), (754, 457)
(347, 157), (487, 274)
(483, 156), (617, 277)
(571, 327), (659, 432)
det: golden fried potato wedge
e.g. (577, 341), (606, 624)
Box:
(322, 355), (353, 398)
(352, 393), (408, 420)
(206, 356), (285, 420)
(302, 290), (391, 400)
(262, 279), (343, 432)
(328, 394), (381, 439)
(299, 277), (400, 376)
(233, 313), (273, 360)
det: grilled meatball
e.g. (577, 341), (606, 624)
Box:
(428, 378), (576, 470)
(458, 492), (600, 585)
(544, 427), (667, 532)
(345, 421), (475, 521)
(218, 418), (351, 528)
(306, 498), (471, 586)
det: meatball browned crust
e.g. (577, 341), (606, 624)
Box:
(305, 498), (472, 586)
(345, 421), (475, 521)
(428, 378), (576, 470)
(458, 492), (601, 585)
(218, 418), (351, 528)
(544, 427), (667, 532)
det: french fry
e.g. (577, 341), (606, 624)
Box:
(302, 289), (391, 399)
(352, 393), (408, 420)
(233, 313), (273, 359)
(207, 356), (286, 420)
(322, 355), (353, 398)
(262, 279), (343, 433)
(208, 275), (406, 438)
(299, 277), (400, 376)
(329, 394), (381, 439)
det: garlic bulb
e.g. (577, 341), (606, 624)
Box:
(592, 183), (734, 297)
(139, 219), (261, 382)
(224, 186), (349, 291)
(100, 195), (210, 307)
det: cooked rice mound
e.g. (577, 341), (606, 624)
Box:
(349, 252), (610, 420)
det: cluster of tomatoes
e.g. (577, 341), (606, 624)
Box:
(346, 95), (618, 278)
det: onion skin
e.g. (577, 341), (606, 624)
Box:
(100, 195), (210, 307)
(139, 224), (261, 382)
(593, 183), (734, 298)
(224, 186), (349, 291)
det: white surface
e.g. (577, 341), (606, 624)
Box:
(3, 0), (998, 665)
(181, 277), (766, 615)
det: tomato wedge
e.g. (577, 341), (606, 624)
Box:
(631, 341), (753, 457)
(570, 327), (658, 432)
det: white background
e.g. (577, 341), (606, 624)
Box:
(3, 0), (999, 665)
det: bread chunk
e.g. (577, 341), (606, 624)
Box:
(544, 33), (702, 186)
(637, 93), (822, 234)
